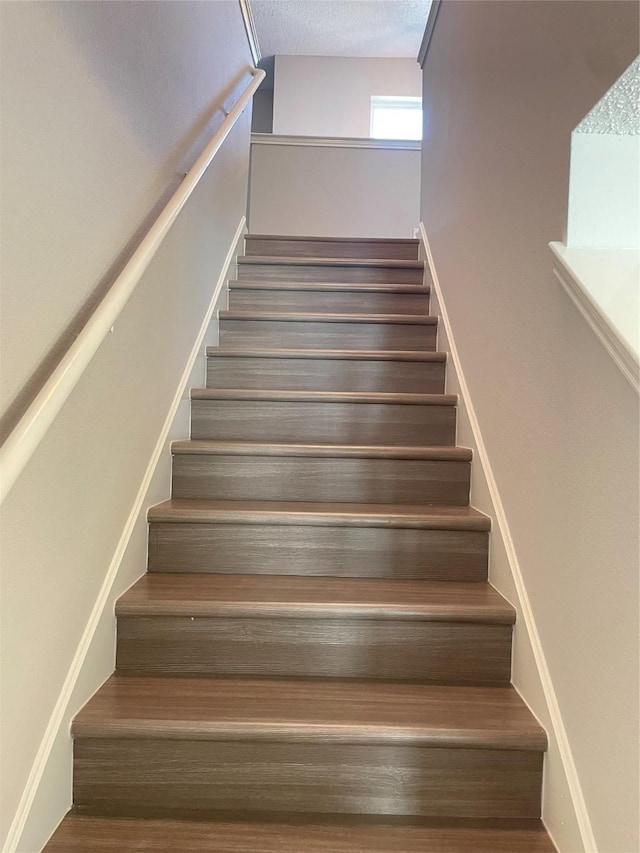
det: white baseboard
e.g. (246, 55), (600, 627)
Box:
(4, 216), (246, 853)
(419, 222), (596, 853)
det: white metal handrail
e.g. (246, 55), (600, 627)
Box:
(0, 67), (265, 504)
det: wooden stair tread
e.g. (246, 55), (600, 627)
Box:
(54, 230), (549, 840)
(220, 310), (438, 325)
(171, 440), (472, 461)
(229, 280), (430, 294)
(35, 225), (549, 845)
(46, 814), (556, 851)
(190, 388), (456, 405)
(73, 675), (546, 750)
(238, 256), (425, 269)
(117, 575), (514, 623)
(148, 499), (491, 530)
(206, 347), (447, 362)
(248, 234), (420, 244)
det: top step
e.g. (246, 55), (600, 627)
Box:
(245, 234), (420, 261)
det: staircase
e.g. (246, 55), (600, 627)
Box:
(47, 235), (555, 851)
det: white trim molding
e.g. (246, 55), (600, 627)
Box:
(4, 217), (246, 853)
(420, 221), (597, 853)
(417, 0), (442, 68)
(550, 241), (640, 394)
(238, 0), (261, 66)
(251, 133), (420, 151)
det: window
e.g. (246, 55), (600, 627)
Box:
(370, 96), (423, 141)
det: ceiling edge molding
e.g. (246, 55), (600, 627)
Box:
(239, 0), (261, 66)
(251, 134), (421, 151)
(417, 0), (442, 68)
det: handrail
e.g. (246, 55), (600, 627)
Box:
(0, 67), (265, 504)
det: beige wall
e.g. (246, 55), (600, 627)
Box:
(249, 139), (420, 238)
(0, 2), (252, 849)
(273, 55), (421, 137)
(420, 2), (639, 851)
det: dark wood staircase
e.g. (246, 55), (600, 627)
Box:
(46, 235), (555, 851)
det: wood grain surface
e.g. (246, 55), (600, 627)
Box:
(74, 676), (545, 749)
(190, 398), (457, 445)
(236, 257), (424, 284)
(116, 575), (514, 621)
(148, 522), (489, 580)
(219, 316), (437, 350)
(206, 349), (446, 393)
(46, 814), (557, 852)
(116, 615), (512, 682)
(53, 234), (552, 849)
(170, 441), (472, 460)
(228, 288), (430, 314)
(219, 310), (436, 325)
(147, 499), (491, 529)
(171, 450), (470, 505)
(244, 234), (421, 259)
(229, 280), (429, 293)
(73, 738), (543, 819)
(205, 347), (447, 361)
(190, 388), (456, 404)
(116, 574), (513, 681)
(116, 573), (514, 682)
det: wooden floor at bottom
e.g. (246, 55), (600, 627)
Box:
(46, 813), (557, 852)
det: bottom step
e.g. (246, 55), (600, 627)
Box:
(71, 676), (545, 821)
(46, 814), (556, 851)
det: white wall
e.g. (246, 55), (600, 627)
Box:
(568, 56), (640, 250)
(249, 138), (420, 238)
(568, 134), (640, 249)
(420, 3), (639, 851)
(0, 2), (252, 849)
(272, 55), (421, 137)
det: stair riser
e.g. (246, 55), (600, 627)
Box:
(237, 263), (424, 285)
(219, 319), (436, 351)
(190, 401), (456, 445)
(228, 291), (430, 314)
(116, 617), (512, 683)
(74, 739), (542, 819)
(206, 357), (446, 394)
(171, 456), (470, 505)
(148, 524), (489, 581)
(244, 238), (420, 260)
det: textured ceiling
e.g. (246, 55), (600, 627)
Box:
(251, 0), (432, 59)
(575, 56), (640, 135)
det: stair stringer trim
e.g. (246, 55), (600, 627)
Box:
(419, 222), (592, 853)
(5, 217), (247, 853)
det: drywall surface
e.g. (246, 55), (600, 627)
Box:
(420, 3), (639, 851)
(251, 88), (274, 133)
(558, 246), (640, 356)
(568, 58), (640, 249)
(249, 138), (420, 237)
(420, 232), (586, 852)
(568, 133), (640, 248)
(0, 2), (252, 849)
(272, 55), (421, 137)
